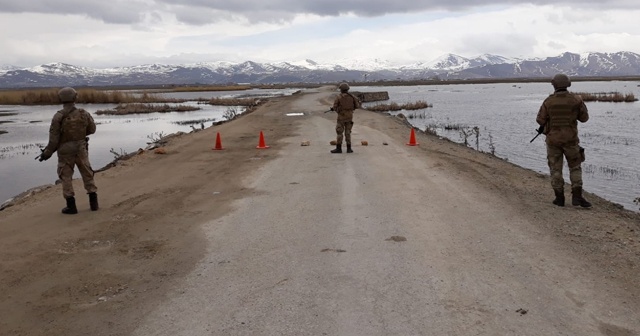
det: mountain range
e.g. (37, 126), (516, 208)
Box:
(1, 51), (639, 88)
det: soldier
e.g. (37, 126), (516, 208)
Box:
(536, 74), (591, 208)
(39, 87), (99, 214)
(330, 82), (361, 154)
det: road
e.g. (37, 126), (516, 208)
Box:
(1, 87), (639, 336)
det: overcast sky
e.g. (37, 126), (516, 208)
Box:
(1, 0), (639, 68)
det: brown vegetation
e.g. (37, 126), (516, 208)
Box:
(208, 97), (261, 106)
(347, 76), (640, 87)
(575, 92), (637, 102)
(365, 100), (432, 112)
(171, 85), (252, 92)
(95, 104), (200, 115)
(0, 88), (181, 105)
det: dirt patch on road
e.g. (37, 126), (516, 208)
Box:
(1, 87), (639, 335)
(0, 94), (300, 336)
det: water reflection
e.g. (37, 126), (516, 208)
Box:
(354, 81), (640, 211)
(1, 84), (638, 211)
(0, 88), (301, 202)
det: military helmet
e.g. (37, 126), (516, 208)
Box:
(58, 87), (78, 103)
(551, 74), (571, 88)
(338, 82), (350, 92)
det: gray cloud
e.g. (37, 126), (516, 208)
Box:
(458, 33), (538, 57)
(157, 0), (640, 17)
(547, 41), (566, 49)
(1, 0), (638, 25)
(0, 0), (147, 24)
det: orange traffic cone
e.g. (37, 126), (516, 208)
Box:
(406, 128), (419, 146)
(212, 132), (224, 150)
(256, 131), (270, 149)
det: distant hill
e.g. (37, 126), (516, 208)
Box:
(1, 51), (639, 88)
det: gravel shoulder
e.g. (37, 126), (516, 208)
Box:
(1, 87), (639, 336)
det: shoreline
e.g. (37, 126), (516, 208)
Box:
(0, 100), (262, 211)
(1, 87), (639, 335)
(3, 104), (638, 214)
(1, 84), (638, 212)
(2, 76), (639, 100)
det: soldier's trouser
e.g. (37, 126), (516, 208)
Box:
(336, 120), (354, 145)
(547, 143), (583, 191)
(58, 147), (97, 198)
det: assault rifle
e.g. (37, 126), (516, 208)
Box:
(529, 124), (545, 143)
(34, 137), (90, 161)
(324, 107), (335, 113)
(34, 147), (45, 161)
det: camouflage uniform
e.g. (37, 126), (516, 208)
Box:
(43, 104), (97, 198)
(331, 83), (361, 153)
(536, 74), (590, 207)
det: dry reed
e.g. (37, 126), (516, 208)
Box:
(95, 104), (200, 115)
(365, 100), (432, 112)
(208, 97), (260, 106)
(0, 88), (166, 105)
(575, 92), (637, 102)
(172, 85), (252, 92)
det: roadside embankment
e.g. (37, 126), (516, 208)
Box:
(1, 86), (639, 335)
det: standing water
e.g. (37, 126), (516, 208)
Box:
(354, 81), (640, 211)
(1, 84), (638, 211)
(0, 88), (300, 203)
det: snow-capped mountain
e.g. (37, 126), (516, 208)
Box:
(427, 54), (471, 71)
(450, 51), (640, 79)
(1, 51), (639, 88)
(0, 65), (21, 75)
(577, 51), (640, 74)
(288, 59), (346, 71)
(471, 54), (517, 66)
(332, 58), (396, 72)
(28, 63), (94, 76)
(427, 53), (517, 71)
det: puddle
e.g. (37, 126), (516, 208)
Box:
(385, 236), (407, 242)
(321, 248), (347, 253)
(286, 113), (304, 116)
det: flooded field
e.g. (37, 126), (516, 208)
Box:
(355, 81), (640, 211)
(0, 88), (300, 203)
(1, 83), (639, 211)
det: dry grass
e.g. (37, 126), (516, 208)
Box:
(0, 88), (173, 105)
(575, 92), (637, 102)
(365, 100), (432, 112)
(95, 104), (200, 115)
(171, 85), (252, 92)
(208, 97), (260, 106)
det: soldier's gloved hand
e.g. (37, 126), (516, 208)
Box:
(39, 152), (51, 162)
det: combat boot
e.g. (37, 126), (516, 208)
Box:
(346, 144), (353, 153)
(552, 189), (565, 207)
(330, 144), (342, 154)
(62, 197), (78, 215)
(89, 192), (99, 211)
(571, 187), (592, 208)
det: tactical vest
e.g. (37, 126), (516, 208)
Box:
(337, 93), (357, 111)
(546, 92), (577, 129)
(60, 107), (90, 143)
